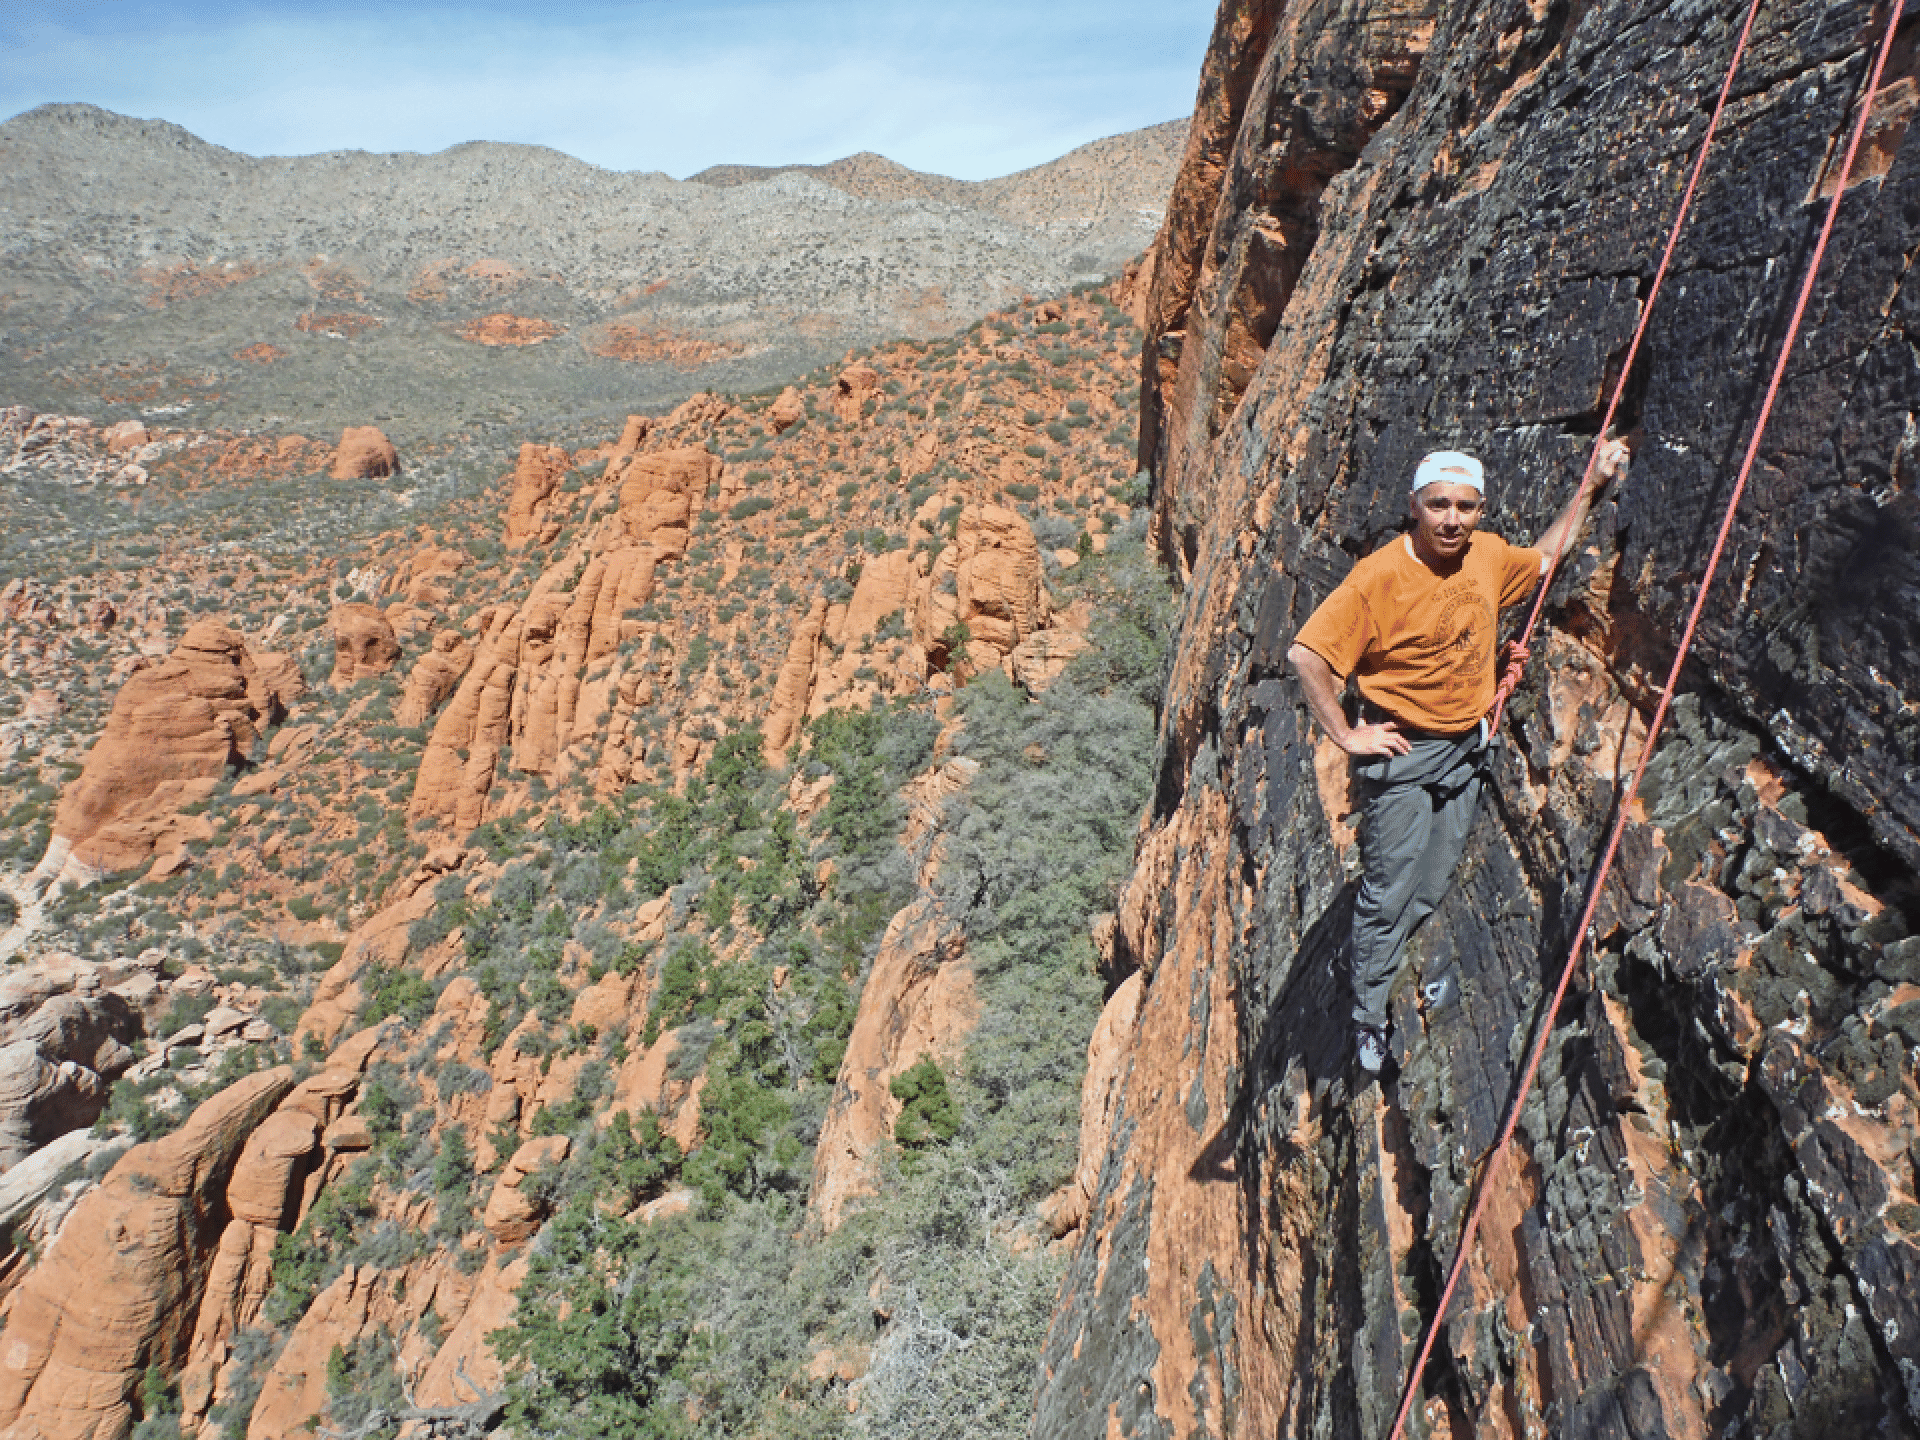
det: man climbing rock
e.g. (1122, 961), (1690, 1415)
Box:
(1287, 440), (1629, 1074)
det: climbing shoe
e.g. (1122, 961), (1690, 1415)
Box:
(1354, 1024), (1389, 1075)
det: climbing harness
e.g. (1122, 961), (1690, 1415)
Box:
(1387, 5), (1907, 1438)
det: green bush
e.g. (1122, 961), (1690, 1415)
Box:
(358, 964), (435, 1025)
(494, 1203), (697, 1439)
(324, 1330), (404, 1433)
(729, 494), (775, 521)
(156, 992), (216, 1037)
(891, 1057), (960, 1149)
(265, 1160), (376, 1325)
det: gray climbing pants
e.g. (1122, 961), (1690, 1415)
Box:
(1349, 724), (1489, 1031)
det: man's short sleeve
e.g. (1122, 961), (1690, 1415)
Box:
(1497, 536), (1546, 607)
(1292, 580), (1372, 678)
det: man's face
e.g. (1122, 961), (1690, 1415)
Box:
(1409, 482), (1483, 562)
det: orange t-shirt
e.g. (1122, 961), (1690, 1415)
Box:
(1293, 532), (1544, 734)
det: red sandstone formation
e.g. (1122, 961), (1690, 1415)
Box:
(100, 420), (148, 453)
(30, 622), (283, 888)
(764, 598), (830, 761)
(327, 425), (398, 481)
(386, 544), (468, 607)
(0, 1069), (294, 1440)
(396, 630), (473, 727)
(585, 323), (747, 367)
(296, 312), (383, 339)
(831, 365), (881, 425)
(501, 443), (572, 546)
(617, 445), (718, 560)
(661, 392), (736, 432)
(460, 312), (563, 346)
(766, 386), (805, 435)
(809, 899), (976, 1230)
(482, 1135), (570, 1244)
(0, 279), (1165, 1436)
(327, 602), (400, 687)
(612, 414), (651, 456)
(907, 500), (1051, 677)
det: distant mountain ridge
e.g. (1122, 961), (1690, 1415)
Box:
(690, 119), (1188, 241)
(0, 104), (1186, 441)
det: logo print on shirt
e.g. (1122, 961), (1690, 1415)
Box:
(1435, 585), (1493, 689)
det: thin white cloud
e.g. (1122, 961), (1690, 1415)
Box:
(0, 0), (1212, 178)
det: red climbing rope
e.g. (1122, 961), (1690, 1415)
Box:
(1486, 0), (1769, 733)
(1387, 6), (1906, 1439)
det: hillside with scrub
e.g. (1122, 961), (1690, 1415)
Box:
(0, 281), (1173, 1440)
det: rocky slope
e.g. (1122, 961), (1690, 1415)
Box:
(0, 104), (1183, 441)
(1039, 2), (1920, 1438)
(0, 284), (1172, 1440)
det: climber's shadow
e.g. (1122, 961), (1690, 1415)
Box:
(1250, 881), (1361, 1109)
(1188, 881), (1357, 1185)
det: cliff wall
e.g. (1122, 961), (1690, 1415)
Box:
(1040, 2), (1920, 1437)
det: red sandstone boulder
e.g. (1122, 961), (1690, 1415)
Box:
(31, 622), (276, 885)
(396, 630), (473, 727)
(249, 650), (307, 711)
(502, 443), (571, 546)
(831, 365), (881, 425)
(328, 602), (400, 687)
(764, 598), (829, 760)
(613, 414), (652, 456)
(327, 426), (398, 480)
(618, 446), (719, 559)
(482, 1134), (570, 1244)
(101, 420), (150, 453)
(766, 386), (806, 435)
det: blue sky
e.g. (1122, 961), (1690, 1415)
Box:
(0, 0), (1215, 179)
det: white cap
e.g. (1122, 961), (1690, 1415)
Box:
(1412, 450), (1484, 494)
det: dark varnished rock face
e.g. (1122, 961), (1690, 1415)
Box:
(1041, 2), (1920, 1437)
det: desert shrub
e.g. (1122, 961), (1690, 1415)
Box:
(93, 1075), (174, 1142)
(891, 1058), (960, 1150)
(547, 1109), (683, 1213)
(358, 963), (435, 1025)
(205, 1328), (279, 1440)
(407, 872), (471, 949)
(1029, 514), (1079, 551)
(258, 993), (305, 1036)
(941, 673), (1149, 963)
(131, 1363), (184, 1440)
(495, 1204), (697, 1439)
(325, 1329), (405, 1433)
(1058, 526), (1175, 705)
(156, 992), (215, 1037)
(435, 1062), (492, 1102)
(265, 1159), (377, 1325)
(849, 1159), (1066, 1440)
(730, 494), (775, 521)
(935, 668), (1155, 1199)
